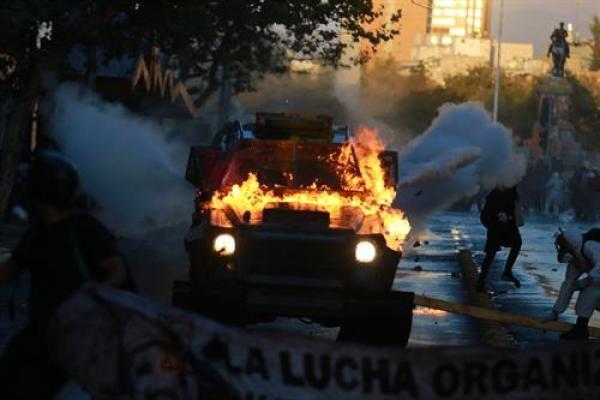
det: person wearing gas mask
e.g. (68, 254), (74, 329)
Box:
(545, 227), (600, 340)
(0, 150), (134, 399)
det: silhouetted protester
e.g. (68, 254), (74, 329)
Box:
(547, 227), (600, 340)
(544, 172), (566, 216)
(477, 186), (523, 292)
(526, 160), (549, 213)
(0, 150), (134, 399)
(588, 170), (600, 192)
(570, 166), (587, 220)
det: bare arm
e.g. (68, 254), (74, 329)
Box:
(552, 262), (581, 315)
(96, 256), (127, 288)
(0, 257), (19, 283)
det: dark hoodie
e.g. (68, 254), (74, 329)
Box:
(480, 187), (522, 252)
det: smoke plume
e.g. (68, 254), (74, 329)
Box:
(50, 84), (195, 236)
(394, 102), (526, 234)
(333, 65), (412, 148)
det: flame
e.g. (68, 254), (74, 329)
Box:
(208, 126), (411, 249)
(351, 127), (394, 203)
(413, 307), (449, 317)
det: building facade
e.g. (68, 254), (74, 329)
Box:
(363, 0), (492, 65)
(362, 0), (430, 65)
(429, 0), (491, 44)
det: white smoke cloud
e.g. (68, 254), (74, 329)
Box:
(333, 65), (412, 148)
(394, 102), (527, 233)
(50, 84), (195, 236)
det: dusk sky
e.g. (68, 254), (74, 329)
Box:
(490, 0), (600, 56)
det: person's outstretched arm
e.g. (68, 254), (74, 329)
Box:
(552, 262), (581, 315)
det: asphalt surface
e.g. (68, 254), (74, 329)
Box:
(1, 212), (598, 355)
(448, 212), (600, 346)
(248, 211), (600, 347)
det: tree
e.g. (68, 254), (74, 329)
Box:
(590, 15), (600, 71)
(0, 0), (401, 217)
(567, 73), (600, 150)
(385, 67), (600, 152)
(237, 72), (351, 124)
(360, 57), (431, 121)
(384, 86), (459, 134)
(1, 1), (401, 110)
(385, 67), (537, 140)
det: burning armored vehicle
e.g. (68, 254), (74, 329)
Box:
(174, 113), (413, 345)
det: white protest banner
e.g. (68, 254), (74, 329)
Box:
(48, 286), (600, 400)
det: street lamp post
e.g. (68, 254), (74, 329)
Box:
(492, 0), (504, 123)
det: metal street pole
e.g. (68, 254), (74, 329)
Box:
(492, 0), (504, 123)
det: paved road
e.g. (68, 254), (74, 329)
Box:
(223, 211), (598, 347)
(395, 214), (484, 347)
(2, 212), (598, 355)
(410, 211), (600, 347)
(196, 211), (599, 347)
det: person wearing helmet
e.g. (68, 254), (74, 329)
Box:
(545, 227), (600, 340)
(0, 150), (132, 398)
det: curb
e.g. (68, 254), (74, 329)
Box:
(457, 249), (515, 347)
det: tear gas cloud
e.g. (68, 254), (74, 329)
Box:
(238, 74), (525, 238)
(332, 74), (523, 235)
(46, 71), (523, 239)
(393, 102), (527, 234)
(333, 68), (412, 148)
(50, 84), (194, 236)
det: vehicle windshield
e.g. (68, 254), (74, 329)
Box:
(221, 141), (365, 191)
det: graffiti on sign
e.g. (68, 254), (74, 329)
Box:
(131, 47), (197, 117)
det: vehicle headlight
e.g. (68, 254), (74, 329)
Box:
(355, 240), (377, 263)
(213, 233), (236, 256)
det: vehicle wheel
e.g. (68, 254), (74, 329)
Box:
(337, 292), (413, 347)
(171, 280), (194, 310)
(337, 314), (412, 347)
(186, 280), (248, 327)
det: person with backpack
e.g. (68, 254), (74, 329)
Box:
(546, 227), (600, 340)
(0, 150), (135, 399)
(477, 186), (524, 292)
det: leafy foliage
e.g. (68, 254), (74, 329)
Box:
(237, 71), (351, 124)
(383, 67), (538, 140)
(0, 1), (401, 217)
(382, 66), (600, 151)
(566, 73), (600, 150)
(590, 15), (600, 71)
(359, 57), (431, 123)
(0, 1), (400, 107)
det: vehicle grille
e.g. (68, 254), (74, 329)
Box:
(240, 228), (353, 278)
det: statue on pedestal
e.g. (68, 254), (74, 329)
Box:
(547, 22), (570, 77)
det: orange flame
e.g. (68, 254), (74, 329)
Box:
(208, 126), (410, 249)
(413, 307), (449, 317)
